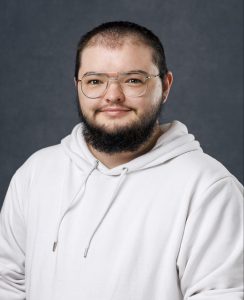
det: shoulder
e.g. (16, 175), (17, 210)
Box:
(164, 148), (242, 201)
(22, 144), (65, 167)
(13, 144), (67, 185)
(173, 150), (243, 212)
(174, 149), (234, 183)
(27, 144), (65, 162)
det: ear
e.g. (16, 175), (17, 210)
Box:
(74, 77), (77, 87)
(162, 71), (173, 103)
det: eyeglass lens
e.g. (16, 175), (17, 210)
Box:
(81, 73), (148, 98)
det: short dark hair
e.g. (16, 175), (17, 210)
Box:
(74, 21), (168, 81)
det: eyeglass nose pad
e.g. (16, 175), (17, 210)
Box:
(108, 77), (119, 83)
(106, 77), (123, 93)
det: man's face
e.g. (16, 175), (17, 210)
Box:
(76, 40), (170, 153)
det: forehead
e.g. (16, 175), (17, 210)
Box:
(79, 40), (158, 75)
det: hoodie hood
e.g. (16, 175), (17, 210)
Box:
(52, 120), (202, 257)
(61, 120), (202, 175)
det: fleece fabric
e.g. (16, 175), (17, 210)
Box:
(0, 120), (243, 300)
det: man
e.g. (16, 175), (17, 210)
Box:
(0, 21), (243, 300)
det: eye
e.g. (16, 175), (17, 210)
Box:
(123, 73), (145, 85)
(127, 78), (143, 84)
(87, 79), (103, 85)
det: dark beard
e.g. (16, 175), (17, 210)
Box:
(76, 96), (164, 154)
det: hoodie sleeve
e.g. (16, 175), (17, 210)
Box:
(177, 176), (243, 300)
(0, 174), (26, 299)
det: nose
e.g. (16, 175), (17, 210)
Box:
(104, 79), (125, 103)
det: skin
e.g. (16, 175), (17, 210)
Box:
(75, 39), (173, 168)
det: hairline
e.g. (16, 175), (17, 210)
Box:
(77, 35), (160, 75)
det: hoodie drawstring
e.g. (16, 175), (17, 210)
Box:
(83, 167), (128, 258)
(52, 160), (99, 252)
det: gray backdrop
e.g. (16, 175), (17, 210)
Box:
(0, 0), (243, 209)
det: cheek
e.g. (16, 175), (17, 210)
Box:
(78, 93), (96, 112)
(154, 80), (163, 96)
(139, 89), (162, 111)
(141, 81), (163, 105)
(149, 87), (163, 106)
(129, 99), (153, 117)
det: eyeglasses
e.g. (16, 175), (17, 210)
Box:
(77, 71), (160, 99)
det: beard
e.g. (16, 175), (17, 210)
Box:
(76, 96), (164, 154)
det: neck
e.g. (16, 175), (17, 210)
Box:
(87, 124), (163, 169)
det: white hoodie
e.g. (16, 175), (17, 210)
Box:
(0, 120), (243, 300)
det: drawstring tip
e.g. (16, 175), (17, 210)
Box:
(84, 248), (89, 258)
(52, 241), (58, 252)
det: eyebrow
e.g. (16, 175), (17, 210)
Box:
(82, 70), (149, 77)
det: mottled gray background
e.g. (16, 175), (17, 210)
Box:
(0, 0), (243, 208)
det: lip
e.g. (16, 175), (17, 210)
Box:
(98, 107), (132, 117)
(100, 107), (131, 112)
